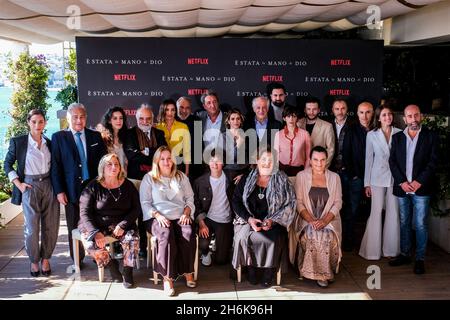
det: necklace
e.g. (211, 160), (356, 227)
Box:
(107, 187), (122, 202)
(258, 186), (266, 200)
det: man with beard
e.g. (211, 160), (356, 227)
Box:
(341, 101), (374, 251)
(297, 97), (335, 166)
(389, 105), (439, 274)
(267, 83), (293, 123)
(124, 103), (166, 257)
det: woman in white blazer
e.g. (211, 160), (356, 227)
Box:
(359, 106), (401, 260)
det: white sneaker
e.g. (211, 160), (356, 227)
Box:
(201, 252), (212, 266)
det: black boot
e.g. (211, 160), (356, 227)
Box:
(122, 266), (134, 289)
(108, 259), (122, 282)
(262, 268), (274, 287)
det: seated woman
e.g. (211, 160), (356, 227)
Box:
(289, 146), (342, 288)
(140, 146), (196, 296)
(78, 153), (140, 289)
(274, 106), (311, 177)
(156, 99), (191, 176)
(232, 147), (296, 287)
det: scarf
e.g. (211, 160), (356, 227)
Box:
(136, 126), (157, 151)
(234, 168), (296, 228)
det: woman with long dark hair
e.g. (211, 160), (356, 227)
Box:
(100, 106), (129, 172)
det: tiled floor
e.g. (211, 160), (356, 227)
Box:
(1, 212), (450, 300)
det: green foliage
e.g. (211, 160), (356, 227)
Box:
(6, 52), (50, 139)
(56, 49), (78, 110)
(0, 160), (13, 197)
(55, 84), (78, 109)
(422, 115), (450, 216)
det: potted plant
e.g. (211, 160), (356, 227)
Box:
(55, 48), (78, 128)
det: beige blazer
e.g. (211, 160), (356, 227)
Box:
(297, 118), (335, 166)
(288, 167), (343, 272)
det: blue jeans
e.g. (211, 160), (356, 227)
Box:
(397, 194), (430, 261)
(341, 175), (364, 246)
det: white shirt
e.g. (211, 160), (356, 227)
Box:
(204, 111), (223, 147)
(70, 128), (87, 156)
(335, 117), (347, 138)
(207, 172), (232, 223)
(8, 134), (51, 182)
(404, 127), (421, 185)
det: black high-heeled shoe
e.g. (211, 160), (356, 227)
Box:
(41, 260), (51, 276)
(30, 264), (40, 277)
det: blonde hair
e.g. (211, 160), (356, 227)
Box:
(97, 153), (126, 182)
(150, 146), (182, 183)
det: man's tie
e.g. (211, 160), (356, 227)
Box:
(75, 132), (89, 181)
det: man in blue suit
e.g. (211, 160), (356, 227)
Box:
(51, 103), (107, 265)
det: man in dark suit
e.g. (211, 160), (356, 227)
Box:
(243, 96), (282, 161)
(389, 105), (439, 274)
(266, 82), (294, 123)
(124, 103), (166, 256)
(341, 101), (374, 251)
(124, 104), (166, 181)
(51, 103), (107, 264)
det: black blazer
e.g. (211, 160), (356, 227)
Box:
(389, 127), (439, 197)
(124, 126), (167, 180)
(193, 172), (234, 222)
(342, 122), (369, 180)
(51, 128), (107, 203)
(3, 134), (51, 205)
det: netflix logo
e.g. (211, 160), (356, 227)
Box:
(188, 88), (208, 95)
(329, 89), (350, 96)
(330, 59), (351, 66)
(114, 74), (136, 80)
(262, 75), (283, 82)
(124, 109), (137, 116)
(187, 58), (209, 65)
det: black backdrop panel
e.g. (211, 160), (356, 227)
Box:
(76, 37), (383, 127)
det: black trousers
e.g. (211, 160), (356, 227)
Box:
(199, 218), (233, 265)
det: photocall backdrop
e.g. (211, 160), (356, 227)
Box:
(76, 37), (383, 127)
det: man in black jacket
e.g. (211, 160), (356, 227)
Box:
(389, 105), (439, 274)
(193, 148), (234, 266)
(342, 101), (374, 251)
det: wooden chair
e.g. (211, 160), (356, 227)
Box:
(236, 265), (282, 285)
(146, 231), (199, 284)
(72, 228), (140, 282)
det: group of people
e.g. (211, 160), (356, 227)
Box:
(3, 83), (439, 296)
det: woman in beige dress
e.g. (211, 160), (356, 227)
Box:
(289, 146), (343, 288)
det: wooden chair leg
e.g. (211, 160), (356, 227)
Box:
(98, 266), (104, 282)
(73, 237), (80, 274)
(194, 235), (199, 281)
(237, 266), (242, 283)
(276, 267), (282, 285)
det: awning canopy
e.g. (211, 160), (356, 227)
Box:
(0, 0), (444, 44)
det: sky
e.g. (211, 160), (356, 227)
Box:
(0, 39), (63, 55)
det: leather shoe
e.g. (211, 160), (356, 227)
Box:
(30, 265), (40, 277)
(41, 268), (52, 277)
(389, 255), (412, 267)
(261, 268), (273, 287)
(414, 260), (425, 274)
